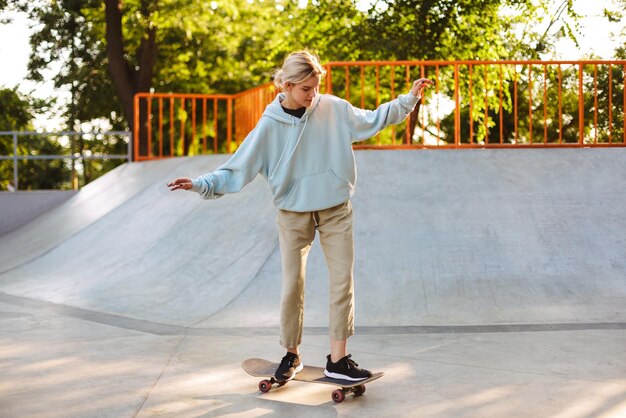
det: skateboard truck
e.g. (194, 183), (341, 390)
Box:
(257, 376), (367, 403)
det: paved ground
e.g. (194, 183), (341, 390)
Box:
(1, 149), (625, 417)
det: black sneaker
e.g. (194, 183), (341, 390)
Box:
(274, 352), (303, 381)
(324, 354), (372, 381)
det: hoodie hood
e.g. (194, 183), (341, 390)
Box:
(262, 93), (322, 124)
(266, 92), (320, 181)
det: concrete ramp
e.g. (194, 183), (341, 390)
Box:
(0, 157), (186, 271)
(0, 155), (277, 326)
(1, 149), (625, 329)
(204, 149), (626, 329)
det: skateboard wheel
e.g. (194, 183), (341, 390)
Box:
(259, 380), (272, 393)
(332, 389), (345, 403)
(354, 384), (366, 396)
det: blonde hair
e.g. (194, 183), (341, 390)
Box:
(273, 50), (326, 90)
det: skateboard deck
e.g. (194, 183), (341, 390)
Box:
(241, 358), (383, 403)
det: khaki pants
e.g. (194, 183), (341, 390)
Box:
(277, 200), (355, 348)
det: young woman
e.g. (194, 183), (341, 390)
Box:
(168, 51), (432, 382)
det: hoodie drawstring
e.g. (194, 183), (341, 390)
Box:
(270, 118), (296, 180)
(270, 114), (309, 180)
(283, 114), (309, 166)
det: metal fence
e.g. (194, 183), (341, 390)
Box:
(133, 60), (626, 160)
(133, 84), (275, 161)
(325, 60), (626, 148)
(0, 131), (132, 191)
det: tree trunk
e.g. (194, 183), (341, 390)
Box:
(104, 0), (134, 127)
(104, 0), (156, 159)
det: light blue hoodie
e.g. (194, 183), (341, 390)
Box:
(191, 91), (420, 212)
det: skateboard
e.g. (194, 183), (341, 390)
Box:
(241, 358), (384, 403)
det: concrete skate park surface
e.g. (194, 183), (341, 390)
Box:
(1, 149), (625, 417)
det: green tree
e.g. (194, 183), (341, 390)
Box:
(283, 0), (581, 144)
(16, 0), (297, 122)
(15, 0), (297, 154)
(611, 0), (626, 59)
(0, 88), (70, 190)
(0, 88), (34, 131)
(12, 0), (593, 150)
(19, 0), (143, 131)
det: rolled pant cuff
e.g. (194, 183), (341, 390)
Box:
(280, 338), (302, 349)
(330, 328), (355, 341)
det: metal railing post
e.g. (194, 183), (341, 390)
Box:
(133, 94), (140, 161)
(579, 63), (584, 146)
(127, 132), (133, 163)
(227, 97), (233, 152)
(13, 132), (18, 191)
(454, 63), (460, 146)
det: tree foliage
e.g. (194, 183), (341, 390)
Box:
(0, 88), (37, 131)
(5, 0), (625, 188)
(610, 0), (626, 59)
(14, 0), (298, 131)
(0, 88), (70, 190)
(13, 0), (587, 133)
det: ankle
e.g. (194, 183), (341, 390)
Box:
(329, 353), (347, 364)
(330, 353), (346, 363)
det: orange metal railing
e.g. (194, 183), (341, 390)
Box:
(133, 83), (275, 161)
(134, 60), (626, 160)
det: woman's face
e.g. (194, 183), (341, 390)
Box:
(285, 75), (320, 108)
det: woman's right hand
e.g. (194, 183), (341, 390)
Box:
(167, 178), (193, 191)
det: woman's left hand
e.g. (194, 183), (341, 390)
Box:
(410, 78), (433, 98)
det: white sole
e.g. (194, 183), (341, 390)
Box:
(323, 370), (368, 381)
(277, 362), (304, 381)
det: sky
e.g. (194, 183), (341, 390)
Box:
(0, 0), (624, 131)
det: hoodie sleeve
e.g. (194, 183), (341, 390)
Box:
(343, 92), (420, 143)
(190, 125), (265, 199)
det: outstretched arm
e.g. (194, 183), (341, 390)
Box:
(346, 78), (432, 142)
(167, 123), (266, 198)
